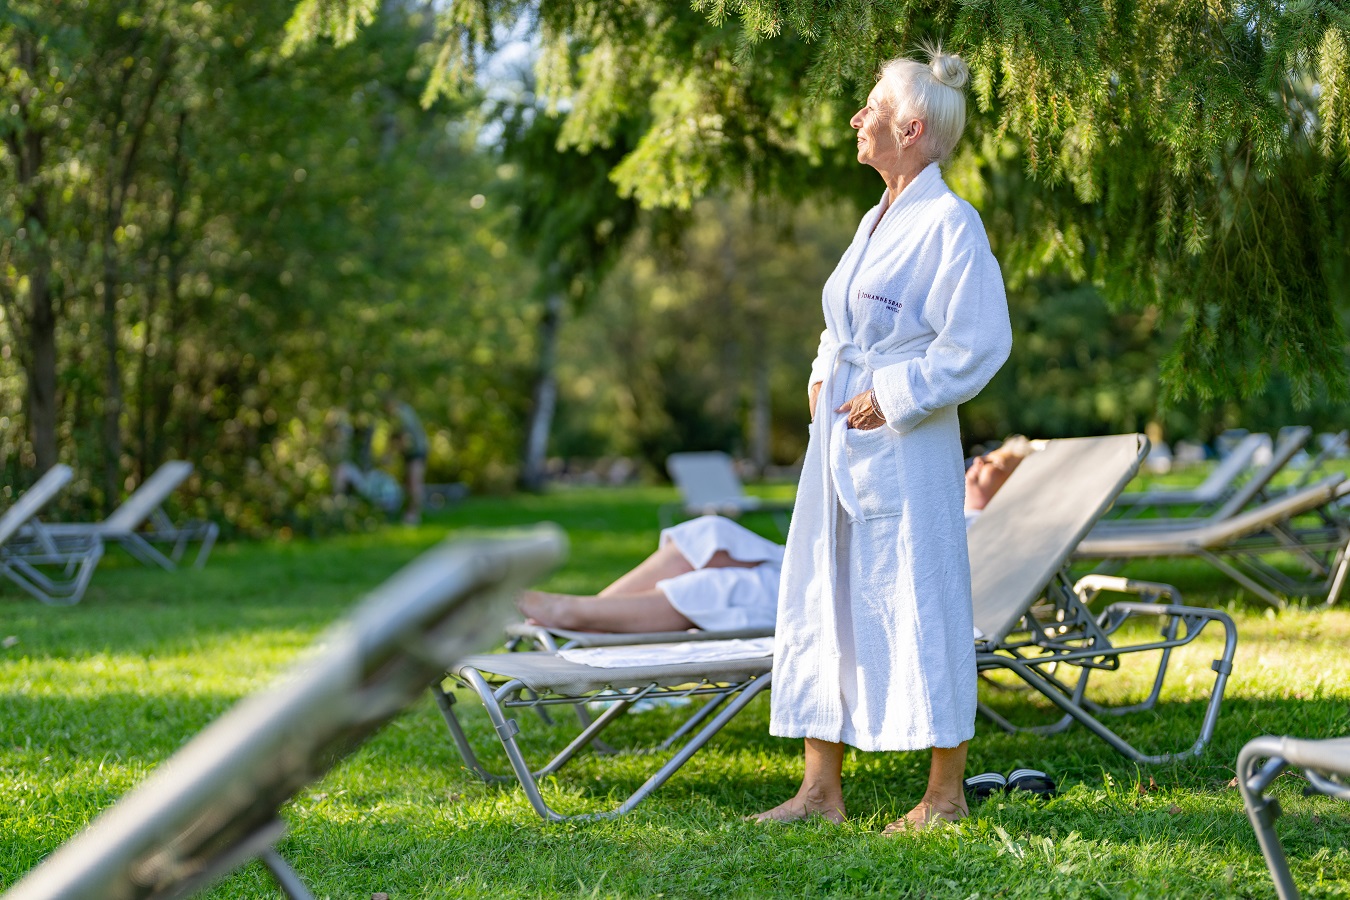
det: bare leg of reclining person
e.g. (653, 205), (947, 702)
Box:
(517, 541), (762, 633)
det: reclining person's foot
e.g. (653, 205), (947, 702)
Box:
(516, 590), (575, 629)
(749, 791), (846, 824)
(881, 796), (968, 835)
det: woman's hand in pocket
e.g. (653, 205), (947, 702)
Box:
(836, 389), (886, 430)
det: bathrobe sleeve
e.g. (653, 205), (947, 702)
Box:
(808, 328), (833, 394)
(871, 242), (1012, 435)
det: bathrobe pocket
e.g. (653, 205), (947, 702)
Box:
(843, 424), (902, 519)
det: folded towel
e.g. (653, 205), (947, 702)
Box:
(557, 637), (775, 669)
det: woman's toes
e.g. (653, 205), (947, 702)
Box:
(882, 799), (966, 835)
(747, 798), (845, 824)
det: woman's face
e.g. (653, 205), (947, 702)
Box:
(850, 83), (902, 172)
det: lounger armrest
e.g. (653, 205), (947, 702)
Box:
(1073, 574), (1178, 606)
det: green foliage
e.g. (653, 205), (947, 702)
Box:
(288, 0), (1350, 405)
(1, 1), (540, 531)
(553, 193), (856, 469)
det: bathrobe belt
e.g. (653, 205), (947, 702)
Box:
(817, 339), (921, 524)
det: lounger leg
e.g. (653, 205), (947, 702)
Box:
(1198, 549), (1287, 608)
(193, 523), (219, 569)
(1083, 614), (1180, 717)
(454, 670), (568, 821)
(261, 849), (316, 900)
(1238, 737), (1301, 900)
(978, 666), (1085, 736)
(118, 533), (178, 571)
(577, 673), (773, 821)
(997, 604), (1236, 764)
(658, 690), (733, 751)
(2, 564), (61, 605)
(431, 682), (514, 784)
(1326, 552), (1350, 607)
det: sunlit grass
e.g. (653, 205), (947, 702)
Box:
(2, 479), (1348, 898)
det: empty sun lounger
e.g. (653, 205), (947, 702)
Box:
(438, 435), (1238, 821)
(0, 465), (104, 606)
(659, 451), (792, 534)
(1239, 733), (1350, 900)
(1111, 432), (1265, 514)
(1075, 476), (1350, 608)
(39, 461), (219, 570)
(1095, 426), (1313, 531)
(0, 526), (565, 900)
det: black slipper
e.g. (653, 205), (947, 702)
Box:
(963, 772), (1007, 800)
(963, 769), (1057, 801)
(1005, 768), (1057, 798)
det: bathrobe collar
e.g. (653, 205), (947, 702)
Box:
(866, 162), (949, 242)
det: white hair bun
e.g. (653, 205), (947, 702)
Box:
(930, 51), (969, 90)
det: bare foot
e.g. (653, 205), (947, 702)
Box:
(881, 796), (968, 835)
(749, 792), (846, 824)
(517, 590), (572, 628)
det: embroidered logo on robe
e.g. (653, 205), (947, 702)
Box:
(856, 289), (902, 313)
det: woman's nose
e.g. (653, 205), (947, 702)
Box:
(850, 108), (864, 128)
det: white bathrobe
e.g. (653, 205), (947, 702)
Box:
(770, 163), (1012, 752)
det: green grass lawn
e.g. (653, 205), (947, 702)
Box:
(2, 479), (1348, 898)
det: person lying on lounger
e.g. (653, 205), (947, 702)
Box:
(517, 437), (1031, 633)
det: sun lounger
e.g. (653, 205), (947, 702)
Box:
(971, 434), (1237, 764)
(1111, 432), (1264, 514)
(1095, 426), (1313, 531)
(1239, 734), (1350, 900)
(659, 451), (792, 534)
(439, 435), (1238, 820)
(0, 465), (104, 605)
(1075, 476), (1350, 608)
(0, 526), (565, 900)
(39, 461), (219, 570)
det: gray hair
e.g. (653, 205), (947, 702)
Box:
(876, 45), (970, 163)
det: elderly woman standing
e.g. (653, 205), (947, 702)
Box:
(754, 49), (1012, 833)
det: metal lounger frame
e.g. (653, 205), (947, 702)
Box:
(1078, 477), (1350, 608)
(40, 461), (219, 571)
(968, 434), (1240, 763)
(1239, 734), (1350, 900)
(434, 649), (772, 821)
(976, 573), (1236, 763)
(1, 527), (565, 900)
(0, 465), (105, 605)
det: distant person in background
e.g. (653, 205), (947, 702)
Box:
(330, 408), (405, 515)
(384, 393), (428, 525)
(518, 437), (1031, 634)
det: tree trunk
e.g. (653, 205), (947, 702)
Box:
(519, 289), (563, 491)
(99, 39), (174, 508)
(27, 270), (58, 474)
(749, 354), (771, 477)
(13, 34), (58, 474)
(101, 258), (124, 505)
